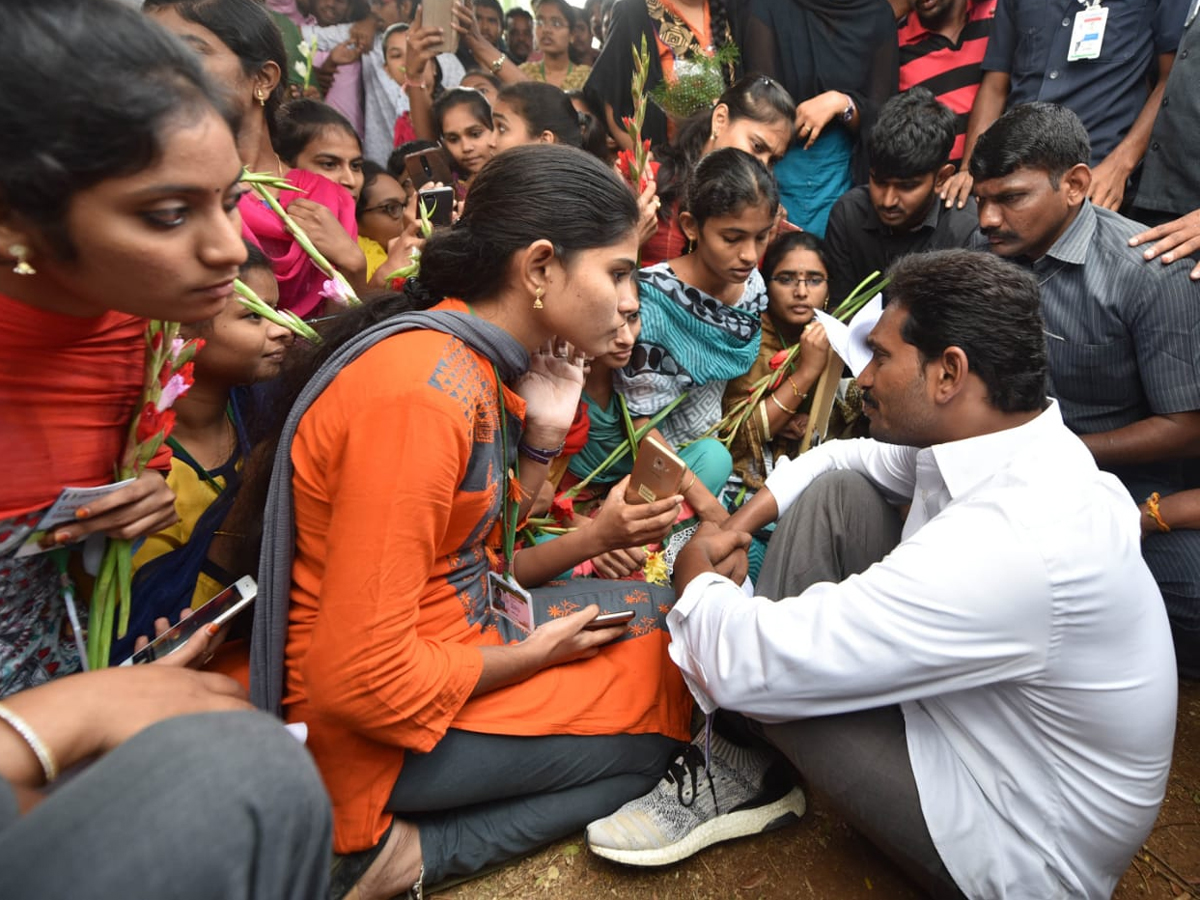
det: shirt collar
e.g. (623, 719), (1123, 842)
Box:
(921, 400), (1063, 500)
(900, 0), (989, 43)
(1041, 201), (1095, 266)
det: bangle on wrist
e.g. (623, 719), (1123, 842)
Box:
(757, 400), (772, 441)
(518, 439), (565, 465)
(404, 79), (427, 91)
(0, 702), (58, 784)
(770, 392), (798, 416)
(681, 469), (697, 493)
(787, 377), (806, 402)
(490, 53), (506, 74)
(1145, 492), (1171, 533)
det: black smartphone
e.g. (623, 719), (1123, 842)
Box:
(583, 609), (636, 630)
(120, 576), (257, 665)
(418, 185), (455, 227)
(404, 146), (455, 190)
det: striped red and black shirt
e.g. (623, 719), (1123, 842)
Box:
(898, 0), (998, 164)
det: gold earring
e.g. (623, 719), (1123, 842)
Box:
(9, 244), (34, 276)
(256, 90), (267, 107)
(533, 286), (544, 309)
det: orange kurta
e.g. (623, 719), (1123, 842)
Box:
(284, 301), (690, 852)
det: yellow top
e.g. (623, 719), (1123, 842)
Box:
(358, 235), (388, 281)
(131, 455), (226, 609)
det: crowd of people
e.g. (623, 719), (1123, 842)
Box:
(1, 0), (1197, 897)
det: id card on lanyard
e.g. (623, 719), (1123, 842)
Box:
(1067, 0), (1108, 61)
(483, 359), (537, 635)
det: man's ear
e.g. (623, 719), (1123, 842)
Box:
(1061, 163), (1091, 207)
(932, 345), (970, 404)
(933, 163), (956, 193)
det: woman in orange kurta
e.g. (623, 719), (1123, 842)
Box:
(271, 145), (692, 899)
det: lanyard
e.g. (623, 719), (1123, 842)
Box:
(490, 362), (521, 575)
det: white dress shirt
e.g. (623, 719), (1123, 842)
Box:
(668, 402), (1177, 899)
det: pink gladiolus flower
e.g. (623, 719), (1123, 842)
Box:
(156, 373), (191, 411)
(321, 278), (354, 307)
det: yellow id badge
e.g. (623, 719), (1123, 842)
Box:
(1068, 4), (1108, 61)
(488, 571), (535, 635)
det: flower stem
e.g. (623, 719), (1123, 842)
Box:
(244, 175), (362, 306)
(233, 278), (321, 343)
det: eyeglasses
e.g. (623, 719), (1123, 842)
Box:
(770, 274), (827, 289)
(362, 200), (406, 219)
(535, 17), (569, 29)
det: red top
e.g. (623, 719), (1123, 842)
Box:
(0, 292), (167, 520)
(899, 0), (998, 164)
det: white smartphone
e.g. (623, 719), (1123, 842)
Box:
(120, 575), (257, 665)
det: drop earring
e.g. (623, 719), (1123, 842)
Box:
(9, 244), (34, 276)
(533, 285), (544, 309)
(256, 90), (267, 107)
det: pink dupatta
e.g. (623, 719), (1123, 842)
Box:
(239, 169), (358, 319)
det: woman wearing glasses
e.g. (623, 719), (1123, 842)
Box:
(355, 161), (424, 286)
(719, 231), (832, 579)
(723, 231), (832, 491)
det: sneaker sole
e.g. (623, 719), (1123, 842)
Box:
(588, 786), (806, 868)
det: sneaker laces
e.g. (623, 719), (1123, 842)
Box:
(664, 718), (721, 815)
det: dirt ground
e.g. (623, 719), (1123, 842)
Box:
(434, 680), (1200, 899)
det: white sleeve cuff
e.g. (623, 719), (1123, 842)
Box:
(667, 572), (738, 715)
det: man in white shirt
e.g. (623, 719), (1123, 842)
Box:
(587, 249), (1177, 899)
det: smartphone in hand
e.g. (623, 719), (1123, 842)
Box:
(418, 185), (455, 227)
(583, 609), (636, 630)
(120, 576), (257, 665)
(625, 434), (686, 504)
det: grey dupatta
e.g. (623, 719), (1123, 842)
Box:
(249, 309), (529, 716)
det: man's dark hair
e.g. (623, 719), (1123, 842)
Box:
(505, 6), (533, 23)
(968, 102), (1090, 188)
(474, 0), (503, 19)
(886, 249), (1047, 413)
(867, 87), (956, 180)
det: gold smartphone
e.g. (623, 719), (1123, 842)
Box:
(625, 434), (687, 504)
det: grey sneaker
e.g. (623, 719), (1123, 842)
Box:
(586, 730), (806, 866)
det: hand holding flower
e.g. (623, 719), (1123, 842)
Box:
(286, 199), (366, 282)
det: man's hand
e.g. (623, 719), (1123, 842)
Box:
(1087, 153), (1133, 211)
(672, 522), (750, 593)
(1129, 209), (1200, 280)
(940, 169), (973, 209)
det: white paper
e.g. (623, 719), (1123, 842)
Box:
(14, 479), (137, 558)
(812, 293), (884, 377)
